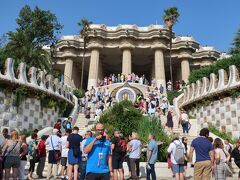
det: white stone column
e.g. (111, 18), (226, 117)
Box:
(122, 49), (132, 76)
(64, 58), (73, 86)
(87, 49), (100, 90)
(181, 59), (190, 83)
(154, 49), (166, 91)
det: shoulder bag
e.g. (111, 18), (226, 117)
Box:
(222, 149), (233, 177)
(51, 137), (61, 161)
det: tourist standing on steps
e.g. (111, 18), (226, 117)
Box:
(45, 129), (62, 180)
(166, 111), (174, 132)
(224, 139), (234, 171)
(2, 128), (10, 139)
(179, 109), (189, 135)
(213, 138), (230, 180)
(231, 140), (240, 179)
(36, 135), (48, 178)
(189, 128), (214, 180)
(19, 135), (28, 180)
(129, 132), (142, 180)
(2, 130), (21, 180)
(111, 130), (125, 180)
(0, 131), (6, 180)
(66, 127), (82, 180)
(146, 133), (158, 180)
(84, 123), (112, 180)
(181, 137), (188, 180)
(167, 134), (186, 180)
(27, 133), (38, 180)
(60, 129), (72, 179)
(80, 130), (92, 180)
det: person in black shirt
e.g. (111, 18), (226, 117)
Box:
(66, 127), (82, 180)
(111, 130), (124, 180)
(232, 140), (240, 179)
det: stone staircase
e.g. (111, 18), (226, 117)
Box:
(74, 113), (97, 135)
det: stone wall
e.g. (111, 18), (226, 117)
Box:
(195, 97), (240, 139)
(0, 90), (59, 131)
(173, 64), (240, 139)
(0, 58), (79, 131)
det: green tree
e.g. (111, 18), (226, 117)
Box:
(1, 5), (63, 72)
(230, 27), (240, 54)
(163, 7), (180, 89)
(163, 7), (180, 29)
(77, 18), (92, 89)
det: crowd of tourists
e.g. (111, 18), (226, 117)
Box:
(0, 122), (159, 180)
(166, 127), (240, 180)
(98, 73), (150, 86)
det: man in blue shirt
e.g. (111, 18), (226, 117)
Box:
(84, 123), (112, 180)
(189, 128), (214, 180)
(146, 133), (158, 180)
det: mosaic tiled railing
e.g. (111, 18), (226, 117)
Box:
(0, 58), (79, 122)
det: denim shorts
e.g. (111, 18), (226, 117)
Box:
(172, 164), (184, 174)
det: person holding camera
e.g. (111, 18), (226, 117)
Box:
(84, 123), (112, 180)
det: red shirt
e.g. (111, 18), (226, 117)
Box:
(54, 123), (61, 130)
(38, 140), (46, 157)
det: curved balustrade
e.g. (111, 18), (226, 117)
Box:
(0, 58), (74, 105)
(176, 65), (240, 108)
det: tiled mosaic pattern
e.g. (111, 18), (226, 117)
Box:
(195, 97), (240, 139)
(0, 90), (59, 131)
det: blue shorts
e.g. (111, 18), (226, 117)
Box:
(172, 164), (184, 174)
(68, 149), (81, 165)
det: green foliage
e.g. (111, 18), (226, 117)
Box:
(77, 18), (92, 41)
(1, 5), (63, 73)
(208, 125), (237, 144)
(20, 130), (33, 137)
(137, 116), (171, 161)
(230, 27), (240, 54)
(13, 86), (28, 108)
(99, 100), (171, 162)
(188, 53), (240, 84)
(163, 7), (180, 25)
(167, 90), (183, 105)
(99, 100), (142, 136)
(73, 88), (85, 98)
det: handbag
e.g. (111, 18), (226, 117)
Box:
(222, 149), (233, 177)
(50, 137), (61, 161)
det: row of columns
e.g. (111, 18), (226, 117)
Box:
(63, 48), (191, 91)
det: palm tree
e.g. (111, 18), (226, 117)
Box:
(163, 7), (180, 90)
(77, 18), (92, 89)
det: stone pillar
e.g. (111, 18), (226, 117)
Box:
(122, 49), (132, 75)
(154, 49), (166, 91)
(87, 49), (100, 90)
(181, 59), (190, 83)
(64, 58), (73, 86)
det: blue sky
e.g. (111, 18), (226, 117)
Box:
(0, 0), (239, 52)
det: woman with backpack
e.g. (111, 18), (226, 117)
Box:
(167, 134), (186, 180)
(27, 133), (38, 180)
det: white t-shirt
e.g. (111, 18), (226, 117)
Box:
(167, 140), (186, 164)
(181, 113), (189, 122)
(61, 135), (68, 157)
(45, 135), (61, 151)
(129, 139), (142, 159)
